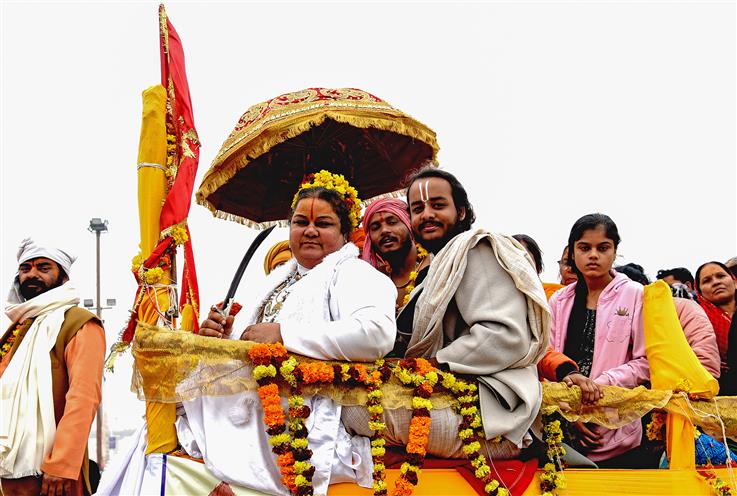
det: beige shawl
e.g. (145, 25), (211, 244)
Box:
(407, 229), (549, 363)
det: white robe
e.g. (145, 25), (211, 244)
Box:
(100, 243), (397, 496)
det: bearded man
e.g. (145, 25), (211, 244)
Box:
(1, 238), (105, 496)
(361, 198), (430, 310)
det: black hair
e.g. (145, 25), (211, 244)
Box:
(404, 166), (476, 232)
(655, 267), (694, 286)
(566, 213), (621, 270)
(565, 213), (621, 361)
(290, 187), (353, 236)
(694, 261), (734, 294)
(615, 263), (650, 285)
(512, 234), (544, 275)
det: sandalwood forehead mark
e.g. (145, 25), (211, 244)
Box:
(418, 180), (431, 204)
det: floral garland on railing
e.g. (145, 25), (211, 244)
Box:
(393, 358), (437, 495)
(246, 346), (510, 496)
(439, 371), (508, 496)
(539, 415), (567, 496)
(366, 359), (392, 496)
(248, 343), (301, 494)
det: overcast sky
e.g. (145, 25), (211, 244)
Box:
(2, 1), (735, 434)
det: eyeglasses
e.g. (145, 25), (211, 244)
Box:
(557, 260), (571, 267)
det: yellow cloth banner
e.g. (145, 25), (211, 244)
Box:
(643, 280), (718, 397)
(137, 85), (177, 454)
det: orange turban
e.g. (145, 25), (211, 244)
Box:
(263, 240), (292, 274)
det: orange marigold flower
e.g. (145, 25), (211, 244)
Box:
(394, 476), (415, 496)
(277, 452), (295, 467)
(407, 416), (432, 455)
(414, 358), (434, 376)
(257, 384), (285, 427)
(298, 362), (335, 384)
(249, 344), (274, 365)
(353, 364), (368, 382)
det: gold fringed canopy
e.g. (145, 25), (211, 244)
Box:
(196, 88), (439, 228)
(131, 325), (737, 440)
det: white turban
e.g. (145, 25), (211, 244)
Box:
(16, 237), (76, 275)
(7, 238), (77, 303)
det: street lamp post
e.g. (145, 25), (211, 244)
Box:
(88, 218), (108, 469)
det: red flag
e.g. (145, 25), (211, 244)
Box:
(117, 4), (200, 348)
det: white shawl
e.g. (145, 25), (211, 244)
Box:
(0, 283), (79, 478)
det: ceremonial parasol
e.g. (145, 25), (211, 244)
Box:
(196, 87), (439, 227)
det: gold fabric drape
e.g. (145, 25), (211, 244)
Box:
(131, 325), (737, 439)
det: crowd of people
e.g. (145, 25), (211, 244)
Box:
(1, 166), (735, 495)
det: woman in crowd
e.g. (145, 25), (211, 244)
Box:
(100, 172), (397, 496)
(695, 261), (737, 394)
(548, 213), (649, 468)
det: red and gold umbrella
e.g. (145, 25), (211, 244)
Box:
(196, 87), (439, 226)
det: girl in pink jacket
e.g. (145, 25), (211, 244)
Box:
(548, 213), (650, 467)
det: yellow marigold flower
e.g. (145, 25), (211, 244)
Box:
(131, 253), (145, 271)
(373, 463), (385, 472)
(371, 438), (386, 447)
(371, 446), (386, 457)
(374, 359), (385, 367)
(368, 421), (386, 431)
(291, 438), (309, 450)
(368, 405), (383, 415)
(171, 225), (189, 246)
(460, 406), (478, 416)
(294, 475), (308, 487)
(471, 454), (486, 468)
(2, 344), (10, 352)
(144, 267), (164, 284)
(395, 369), (413, 385)
(470, 416), (482, 428)
(373, 480), (387, 492)
(293, 461), (311, 474)
(543, 463), (556, 472)
(462, 441), (481, 455)
(268, 433), (290, 446)
(484, 480), (500, 493)
(459, 428), (475, 440)
(497, 488), (510, 496)
(367, 390), (383, 400)
(425, 371), (438, 386)
(252, 365), (277, 381)
(475, 465), (490, 478)
(442, 373), (457, 389)
(412, 397), (434, 411)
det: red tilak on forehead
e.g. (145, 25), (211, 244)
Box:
(308, 198), (316, 220)
(376, 212), (386, 224)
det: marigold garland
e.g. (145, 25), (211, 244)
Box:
(700, 469), (736, 496)
(390, 358), (436, 495)
(244, 346), (514, 496)
(438, 371), (508, 496)
(0, 324), (22, 360)
(646, 410), (667, 441)
(401, 244), (428, 307)
(539, 415), (567, 496)
(366, 359), (392, 496)
(291, 170), (362, 231)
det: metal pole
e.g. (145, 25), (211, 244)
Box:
(95, 230), (105, 469)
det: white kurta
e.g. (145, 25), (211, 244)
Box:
(179, 243), (397, 495)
